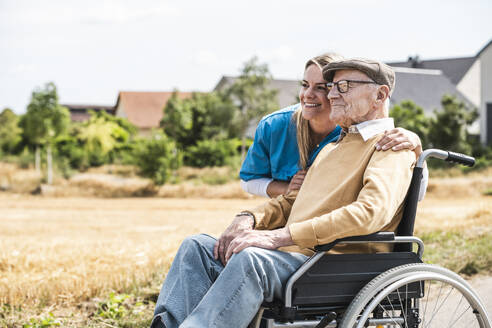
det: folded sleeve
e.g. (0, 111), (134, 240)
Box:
(240, 178), (272, 198)
(239, 121), (272, 181)
(289, 150), (415, 249)
(247, 190), (298, 231)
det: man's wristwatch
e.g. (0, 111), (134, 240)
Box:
(236, 211), (256, 228)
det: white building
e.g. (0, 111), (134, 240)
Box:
(390, 39), (492, 144)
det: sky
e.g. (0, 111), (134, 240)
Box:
(1, 0), (491, 114)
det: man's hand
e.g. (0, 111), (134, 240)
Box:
(214, 214), (254, 265)
(286, 170), (307, 195)
(224, 227), (293, 264)
(375, 128), (423, 157)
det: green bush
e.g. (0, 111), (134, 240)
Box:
(184, 139), (238, 168)
(390, 100), (430, 148)
(132, 132), (181, 185)
(460, 144), (492, 173)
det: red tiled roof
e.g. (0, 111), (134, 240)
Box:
(115, 91), (193, 129)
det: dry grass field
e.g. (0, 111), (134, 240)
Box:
(0, 195), (263, 326)
(0, 174), (491, 326)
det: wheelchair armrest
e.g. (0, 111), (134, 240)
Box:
(314, 232), (395, 252)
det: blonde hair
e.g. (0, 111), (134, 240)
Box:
(295, 53), (344, 169)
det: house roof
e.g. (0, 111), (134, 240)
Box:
(115, 91), (193, 129)
(389, 56), (476, 85)
(388, 38), (492, 85)
(214, 76), (299, 108)
(477, 39), (492, 57)
(62, 104), (115, 122)
(390, 67), (473, 112)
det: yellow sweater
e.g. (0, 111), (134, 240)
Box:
(250, 132), (415, 256)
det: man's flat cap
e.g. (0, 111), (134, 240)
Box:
(322, 58), (395, 94)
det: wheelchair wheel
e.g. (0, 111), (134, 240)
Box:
(339, 264), (491, 328)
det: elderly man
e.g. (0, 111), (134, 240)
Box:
(151, 59), (415, 328)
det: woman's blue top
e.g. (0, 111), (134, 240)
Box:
(239, 104), (342, 182)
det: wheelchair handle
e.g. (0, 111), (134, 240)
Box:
(446, 151), (475, 167)
(416, 149), (475, 168)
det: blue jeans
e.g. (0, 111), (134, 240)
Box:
(151, 234), (308, 328)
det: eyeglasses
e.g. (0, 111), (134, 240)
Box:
(326, 80), (378, 93)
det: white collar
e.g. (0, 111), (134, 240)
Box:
(347, 118), (395, 141)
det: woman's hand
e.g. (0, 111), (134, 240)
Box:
(266, 170), (307, 198)
(286, 170), (307, 195)
(266, 181), (289, 198)
(375, 128), (423, 157)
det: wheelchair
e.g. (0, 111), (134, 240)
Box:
(252, 149), (491, 328)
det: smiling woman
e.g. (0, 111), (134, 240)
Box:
(296, 54), (344, 170)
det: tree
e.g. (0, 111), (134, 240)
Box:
(20, 82), (70, 183)
(427, 94), (478, 154)
(160, 91), (236, 149)
(93, 109), (138, 138)
(78, 112), (129, 166)
(390, 100), (430, 148)
(0, 108), (22, 155)
(223, 57), (279, 158)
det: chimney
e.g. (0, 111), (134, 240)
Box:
(408, 55), (421, 68)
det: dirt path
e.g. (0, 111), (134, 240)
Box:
(469, 275), (492, 317)
(421, 274), (492, 327)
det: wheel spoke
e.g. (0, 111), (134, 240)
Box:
(395, 288), (408, 328)
(425, 284), (455, 327)
(431, 281), (444, 315)
(377, 303), (403, 328)
(447, 293), (464, 327)
(422, 279), (432, 328)
(448, 304), (472, 328)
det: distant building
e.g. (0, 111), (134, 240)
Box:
(390, 39), (492, 144)
(65, 92), (193, 136)
(214, 76), (300, 109)
(113, 91), (193, 135)
(62, 104), (115, 122)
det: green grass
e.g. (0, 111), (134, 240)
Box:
(420, 230), (492, 275)
(22, 313), (61, 328)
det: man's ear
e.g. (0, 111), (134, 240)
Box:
(376, 85), (390, 103)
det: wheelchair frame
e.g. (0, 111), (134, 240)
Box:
(253, 149), (490, 328)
